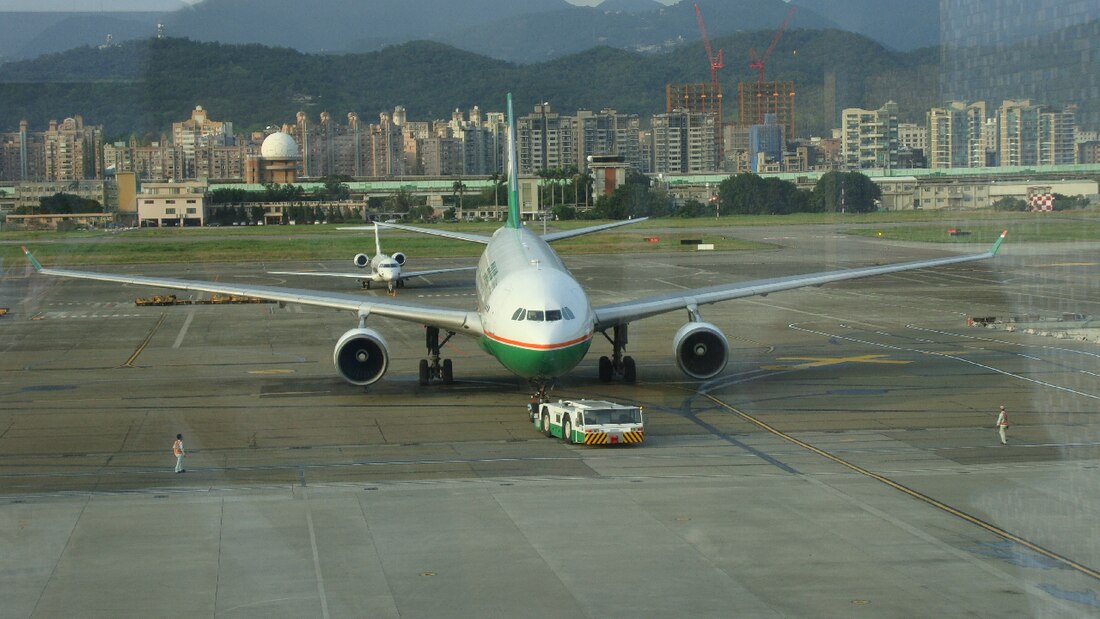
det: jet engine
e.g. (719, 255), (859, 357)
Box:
(353, 253), (370, 268)
(391, 252), (406, 266)
(333, 328), (390, 386)
(673, 322), (729, 379)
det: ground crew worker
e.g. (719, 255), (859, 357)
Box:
(173, 433), (186, 473)
(995, 406), (1009, 445)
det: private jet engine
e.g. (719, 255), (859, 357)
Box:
(353, 253), (370, 268)
(673, 322), (729, 379)
(334, 328), (390, 386)
(391, 252), (406, 266)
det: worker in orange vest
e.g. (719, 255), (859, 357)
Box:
(173, 433), (186, 473)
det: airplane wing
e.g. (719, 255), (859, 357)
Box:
(592, 231), (1008, 330)
(345, 218), (649, 245)
(21, 247), (482, 335)
(268, 266), (475, 281)
(399, 266), (476, 280)
(539, 217), (649, 242)
(268, 270), (382, 281)
(341, 223), (492, 244)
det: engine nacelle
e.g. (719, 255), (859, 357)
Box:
(333, 328), (390, 386)
(392, 252), (406, 266)
(353, 253), (370, 268)
(673, 322), (729, 379)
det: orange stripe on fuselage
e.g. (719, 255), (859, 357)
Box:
(483, 330), (592, 351)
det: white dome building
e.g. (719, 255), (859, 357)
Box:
(260, 131), (299, 159)
(247, 131), (301, 184)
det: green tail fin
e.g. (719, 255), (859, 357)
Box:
(505, 93), (521, 229)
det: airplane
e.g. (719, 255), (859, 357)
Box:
(22, 93), (1008, 397)
(267, 223), (474, 294)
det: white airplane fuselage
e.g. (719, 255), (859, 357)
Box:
(474, 225), (593, 381)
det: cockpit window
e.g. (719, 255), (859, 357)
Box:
(513, 308), (573, 321)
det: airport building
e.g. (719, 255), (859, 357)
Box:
(137, 180), (208, 227)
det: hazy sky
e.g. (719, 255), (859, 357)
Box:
(0, 0), (199, 9)
(0, 0), (682, 10)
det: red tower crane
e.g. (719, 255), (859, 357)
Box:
(693, 2), (723, 90)
(748, 5), (795, 83)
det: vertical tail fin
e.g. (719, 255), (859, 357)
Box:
(373, 222), (383, 257)
(505, 93), (521, 229)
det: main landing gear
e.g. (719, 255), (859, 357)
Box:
(597, 324), (636, 383)
(418, 326), (455, 385)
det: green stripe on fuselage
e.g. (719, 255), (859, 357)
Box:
(479, 335), (592, 380)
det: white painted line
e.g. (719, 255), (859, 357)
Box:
(172, 310), (194, 349)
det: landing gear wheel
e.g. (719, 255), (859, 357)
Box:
(366, 281), (371, 290)
(541, 412), (552, 438)
(418, 359), (429, 386)
(563, 419), (573, 444)
(598, 356), (613, 382)
(441, 359), (453, 384)
(623, 356), (636, 383)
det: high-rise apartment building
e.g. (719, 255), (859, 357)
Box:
(43, 116), (103, 181)
(173, 105), (234, 175)
(0, 120), (46, 182)
(997, 99), (1077, 166)
(575, 109), (643, 173)
(667, 84), (723, 161)
(516, 103), (577, 175)
(650, 109), (718, 174)
(840, 101), (899, 169)
(927, 101), (986, 168)
(897, 123), (928, 154)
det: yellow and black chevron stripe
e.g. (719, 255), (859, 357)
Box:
(582, 431), (644, 445)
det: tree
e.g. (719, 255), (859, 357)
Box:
(320, 175), (351, 201)
(384, 189), (415, 214)
(406, 204), (435, 222)
(21, 192), (103, 215)
(451, 179), (467, 211)
(992, 197), (1027, 211)
(550, 204), (577, 220)
(1051, 193), (1090, 211)
(811, 172), (880, 213)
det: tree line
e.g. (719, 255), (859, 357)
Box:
(552, 171), (883, 221)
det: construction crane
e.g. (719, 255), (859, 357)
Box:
(693, 2), (723, 91)
(748, 5), (795, 83)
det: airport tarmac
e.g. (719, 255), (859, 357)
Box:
(2, 224), (1099, 617)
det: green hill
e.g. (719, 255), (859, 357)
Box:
(0, 33), (937, 139)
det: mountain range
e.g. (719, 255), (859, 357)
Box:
(0, 0), (941, 64)
(0, 31), (940, 140)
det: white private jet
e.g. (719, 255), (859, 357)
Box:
(267, 223), (474, 294)
(22, 93), (1008, 395)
